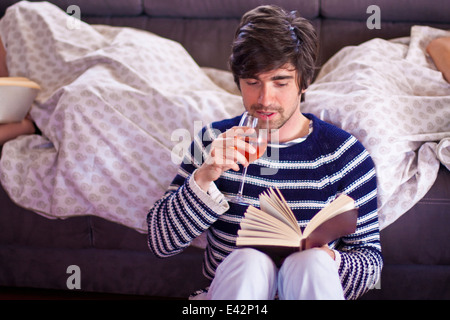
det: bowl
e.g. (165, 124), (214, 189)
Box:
(0, 77), (41, 123)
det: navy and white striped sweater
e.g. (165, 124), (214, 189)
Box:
(147, 113), (383, 300)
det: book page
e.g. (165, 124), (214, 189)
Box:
(240, 209), (287, 233)
(237, 188), (357, 251)
(301, 208), (358, 250)
(236, 229), (301, 247)
(259, 188), (301, 235)
(303, 194), (356, 239)
(240, 206), (300, 238)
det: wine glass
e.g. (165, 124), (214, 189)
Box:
(225, 111), (269, 205)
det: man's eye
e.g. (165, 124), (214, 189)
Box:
(246, 81), (258, 86)
(276, 82), (288, 87)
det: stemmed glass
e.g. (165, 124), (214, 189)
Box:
(226, 111), (269, 205)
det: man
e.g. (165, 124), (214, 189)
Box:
(147, 5), (382, 300)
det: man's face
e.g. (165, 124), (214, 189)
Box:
(239, 64), (302, 136)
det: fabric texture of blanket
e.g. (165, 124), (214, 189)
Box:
(0, 1), (242, 231)
(0, 2), (448, 232)
(303, 25), (450, 229)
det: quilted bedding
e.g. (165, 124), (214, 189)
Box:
(0, 2), (448, 232)
(0, 2), (242, 231)
(303, 25), (450, 228)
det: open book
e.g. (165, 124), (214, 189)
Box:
(236, 188), (358, 263)
(0, 77), (41, 123)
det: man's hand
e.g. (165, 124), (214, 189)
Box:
(194, 126), (256, 192)
(317, 245), (336, 260)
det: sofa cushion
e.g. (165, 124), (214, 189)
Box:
(321, 0), (450, 23)
(90, 216), (149, 251)
(143, 0), (319, 19)
(84, 16), (320, 71)
(380, 167), (450, 265)
(1, 0), (143, 17)
(0, 182), (92, 249)
(318, 19), (450, 67)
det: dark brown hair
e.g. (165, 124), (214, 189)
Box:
(229, 5), (318, 92)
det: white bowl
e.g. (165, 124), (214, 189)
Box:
(0, 77), (40, 123)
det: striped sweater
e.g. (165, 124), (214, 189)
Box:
(147, 113), (383, 300)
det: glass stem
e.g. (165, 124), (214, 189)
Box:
(237, 166), (249, 197)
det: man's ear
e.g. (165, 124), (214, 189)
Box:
(300, 88), (306, 102)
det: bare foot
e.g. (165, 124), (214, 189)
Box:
(427, 37), (450, 83)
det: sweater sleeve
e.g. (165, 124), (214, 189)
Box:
(332, 136), (383, 300)
(147, 126), (229, 258)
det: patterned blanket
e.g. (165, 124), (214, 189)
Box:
(0, 2), (242, 232)
(303, 26), (450, 229)
(1, 2), (448, 232)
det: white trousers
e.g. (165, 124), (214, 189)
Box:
(205, 248), (345, 300)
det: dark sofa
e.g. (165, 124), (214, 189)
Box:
(0, 0), (449, 299)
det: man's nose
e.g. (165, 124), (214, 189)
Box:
(258, 84), (274, 106)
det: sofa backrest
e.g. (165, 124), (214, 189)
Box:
(1, 0), (449, 70)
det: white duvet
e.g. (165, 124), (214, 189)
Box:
(303, 26), (450, 229)
(0, 2), (448, 232)
(0, 2), (242, 232)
